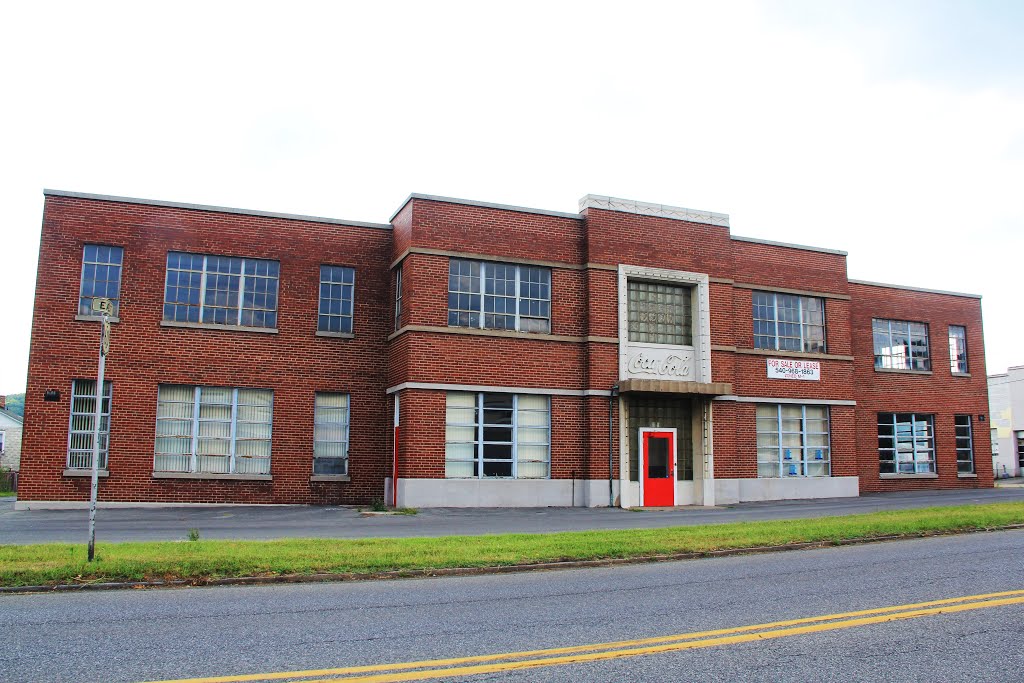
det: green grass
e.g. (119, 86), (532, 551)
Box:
(1, 502), (1022, 588)
(0, 491), (16, 498)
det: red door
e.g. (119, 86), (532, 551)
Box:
(642, 430), (675, 506)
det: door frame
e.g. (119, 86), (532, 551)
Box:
(639, 427), (677, 507)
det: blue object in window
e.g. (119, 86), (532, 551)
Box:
(815, 449), (823, 460)
(788, 464), (798, 475)
(783, 449), (792, 460)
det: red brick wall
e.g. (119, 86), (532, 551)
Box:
(20, 195), (392, 505)
(849, 282), (992, 491)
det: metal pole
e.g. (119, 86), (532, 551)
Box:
(87, 302), (110, 562)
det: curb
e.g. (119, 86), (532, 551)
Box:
(3, 523), (1023, 595)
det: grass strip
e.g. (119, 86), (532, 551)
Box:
(2, 502), (1023, 588)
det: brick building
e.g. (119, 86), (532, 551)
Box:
(15, 190), (992, 509)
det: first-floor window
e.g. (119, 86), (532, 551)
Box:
(445, 392), (550, 478)
(755, 404), (830, 477)
(1017, 431), (1024, 470)
(68, 379), (112, 469)
(314, 393), (349, 475)
(878, 413), (935, 474)
(955, 415), (974, 474)
(155, 385), (273, 475)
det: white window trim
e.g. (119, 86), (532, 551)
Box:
(752, 291), (826, 353)
(154, 385), (273, 475)
(448, 259), (551, 333)
(445, 392), (551, 479)
(163, 253), (279, 329)
(67, 379), (112, 470)
(756, 405), (831, 478)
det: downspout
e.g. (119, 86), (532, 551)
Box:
(608, 385), (619, 507)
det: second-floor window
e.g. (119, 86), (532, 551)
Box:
(949, 325), (968, 374)
(318, 266), (355, 334)
(79, 245), (124, 316)
(872, 319), (930, 371)
(752, 292), (825, 353)
(394, 265), (403, 331)
(163, 253), (279, 329)
(628, 281), (693, 345)
(448, 259), (550, 333)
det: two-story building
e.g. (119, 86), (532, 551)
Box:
(15, 190), (992, 509)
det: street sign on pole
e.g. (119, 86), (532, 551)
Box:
(87, 297), (112, 562)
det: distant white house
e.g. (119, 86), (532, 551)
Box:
(989, 366), (1024, 478)
(0, 397), (23, 472)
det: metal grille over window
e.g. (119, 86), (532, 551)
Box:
(756, 404), (830, 477)
(314, 393), (349, 475)
(448, 259), (550, 333)
(67, 380), (112, 470)
(444, 392), (550, 479)
(163, 252), (279, 329)
(955, 415), (974, 474)
(318, 266), (355, 334)
(878, 413), (935, 474)
(948, 325), (968, 374)
(154, 385), (273, 475)
(752, 292), (825, 353)
(872, 319), (930, 371)
(627, 281), (692, 345)
(79, 245), (123, 317)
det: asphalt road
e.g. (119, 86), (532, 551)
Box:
(3, 529), (1023, 682)
(3, 486), (1024, 544)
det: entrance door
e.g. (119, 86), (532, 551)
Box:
(642, 429), (676, 506)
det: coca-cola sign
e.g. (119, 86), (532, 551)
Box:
(624, 347), (695, 380)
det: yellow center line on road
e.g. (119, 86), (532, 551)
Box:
(144, 589), (1024, 683)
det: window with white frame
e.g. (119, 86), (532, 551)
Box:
(445, 392), (550, 478)
(878, 413), (935, 474)
(394, 265), (403, 331)
(752, 292), (825, 353)
(991, 428), (998, 457)
(872, 319), (930, 371)
(318, 265), (355, 334)
(68, 379), (112, 469)
(79, 245), (124, 316)
(154, 385), (273, 475)
(448, 259), (551, 333)
(628, 281), (693, 345)
(755, 404), (830, 477)
(0, 431), (6, 454)
(948, 325), (968, 374)
(313, 393), (349, 475)
(163, 253), (279, 328)
(955, 415), (974, 474)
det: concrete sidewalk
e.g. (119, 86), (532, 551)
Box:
(2, 487), (1023, 545)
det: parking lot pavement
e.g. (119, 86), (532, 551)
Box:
(1, 487), (1023, 545)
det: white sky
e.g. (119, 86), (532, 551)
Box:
(1, 0), (1022, 394)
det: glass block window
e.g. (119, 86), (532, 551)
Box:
(627, 397), (693, 482)
(872, 319), (930, 371)
(318, 265), (355, 334)
(756, 404), (830, 477)
(628, 281), (692, 345)
(878, 413), (935, 474)
(949, 325), (968, 374)
(752, 292), (826, 353)
(955, 415), (974, 474)
(79, 245), (124, 316)
(445, 392), (550, 479)
(163, 253), (279, 329)
(314, 393), (349, 475)
(394, 266), (403, 331)
(448, 259), (550, 333)
(67, 379), (112, 470)
(154, 385), (273, 475)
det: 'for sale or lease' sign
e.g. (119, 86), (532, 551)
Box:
(766, 358), (821, 381)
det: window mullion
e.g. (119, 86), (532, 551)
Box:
(776, 405), (783, 473)
(798, 297), (806, 351)
(478, 262), (486, 329)
(237, 259), (247, 325)
(772, 293), (781, 351)
(229, 388), (239, 474)
(476, 393), (484, 479)
(513, 267), (521, 332)
(191, 387), (201, 473)
(198, 255), (209, 322)
(511, 394), (518, 479)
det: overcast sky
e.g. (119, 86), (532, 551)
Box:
(2, 0), (1022, 395)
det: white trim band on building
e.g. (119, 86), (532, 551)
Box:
(385, 382), (615, 397)
(714, 396), (857, 406)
